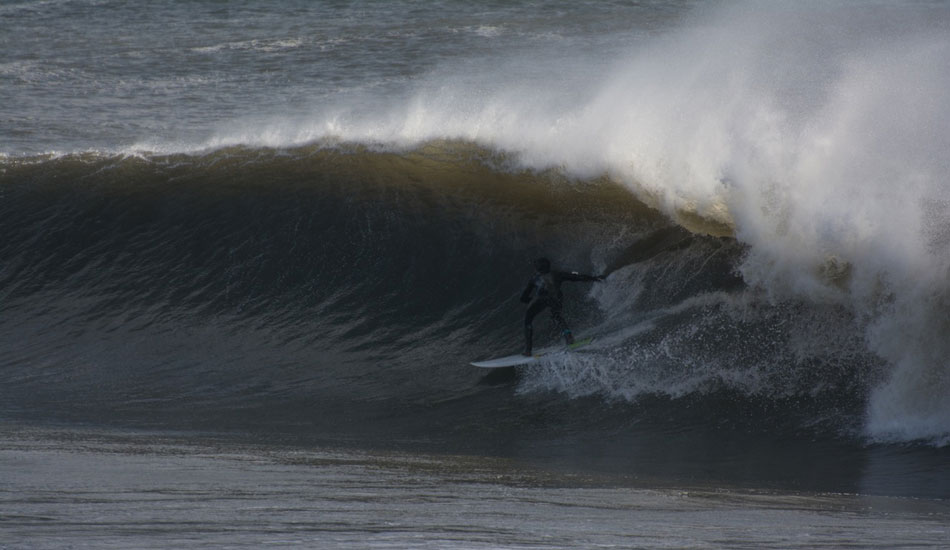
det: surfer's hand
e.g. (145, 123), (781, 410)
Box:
(595, 275), (606, 282)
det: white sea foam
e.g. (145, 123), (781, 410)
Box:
(192, 38), (304, 54)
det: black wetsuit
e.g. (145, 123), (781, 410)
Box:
(520, 269), (600, 355)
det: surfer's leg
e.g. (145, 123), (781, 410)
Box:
(550, 303), (574, 345)
(523, 300), (547, 355)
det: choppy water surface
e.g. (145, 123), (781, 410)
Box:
(3, 2), (950, 546)
(3, 428), (949, 549)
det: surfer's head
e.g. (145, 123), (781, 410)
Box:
(534, 257), (551, 273)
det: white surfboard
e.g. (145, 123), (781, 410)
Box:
(471, 337), (594, 368)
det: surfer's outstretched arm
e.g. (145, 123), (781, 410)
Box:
(557, 271), (605, 283)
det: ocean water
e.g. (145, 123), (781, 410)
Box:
(3, 0), (950, 547)
(4, 427), (950, 550)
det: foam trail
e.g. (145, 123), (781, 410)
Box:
(199, 2), (950, 443)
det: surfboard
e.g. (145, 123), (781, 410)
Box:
(471, 337), (594, 368)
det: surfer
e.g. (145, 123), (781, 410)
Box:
(520, 257), (603, 356)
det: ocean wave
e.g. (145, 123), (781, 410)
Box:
(3, 1), (950, 446)
(0, 142), (923, 447)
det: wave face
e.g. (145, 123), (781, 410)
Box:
(0, 146), (665, 422)
(0, 146), (894, 439)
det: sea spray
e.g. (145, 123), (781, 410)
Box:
(247, 2), (950, 443)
